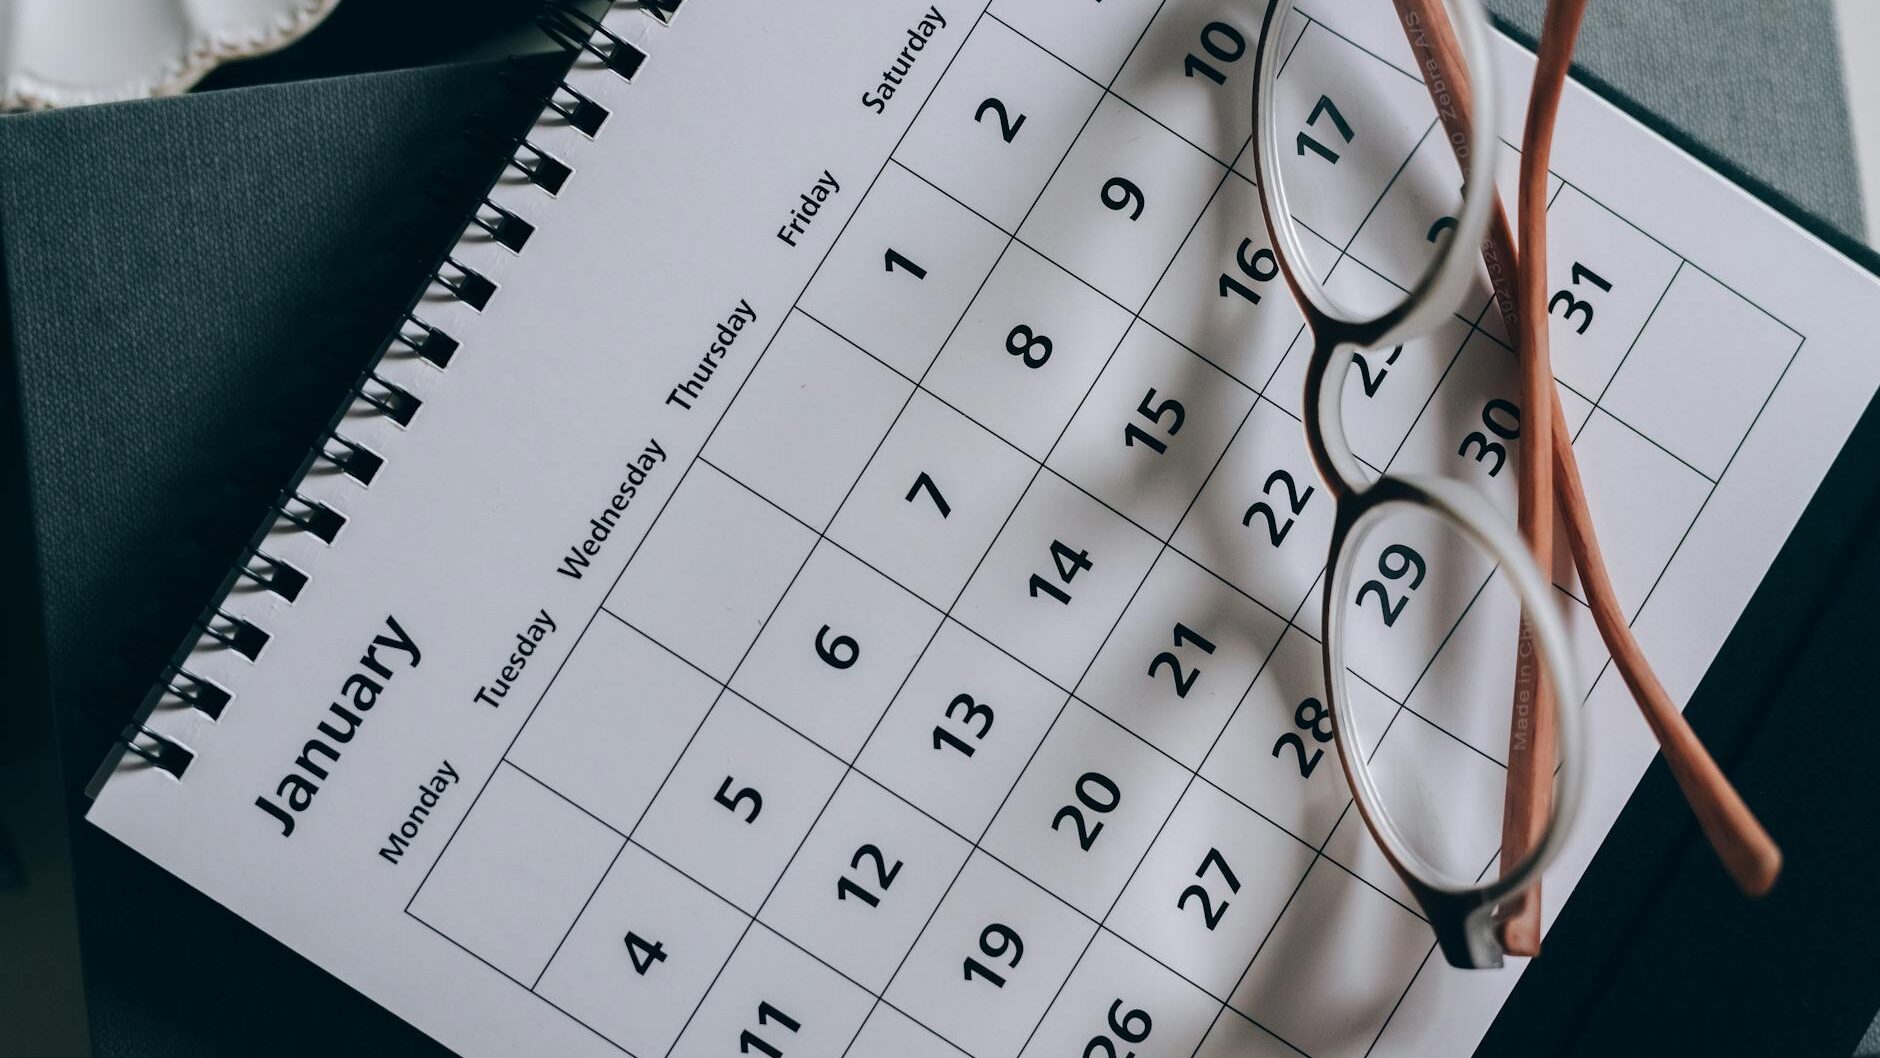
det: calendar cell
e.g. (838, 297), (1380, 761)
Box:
(1111, 0), (1264, 165)
(925, 241), (1134, 460)
(989, 0), (1163, 85)
(1252, 20), (1435, 250)
(1192, 1007), (1305, 1058)
(1603, 265), (1799, 478)
(1320, 707), (1507, 908)
(887, 852), (1096, 1058)
(896, 18), (1105, 231)
(732, 542), (942, 762)
(1019, 95), (1224, 308)
(1331, 492), (1495, 703)
(508, 615), (718, 836)
(1021, 929), (1219, 1058)
(1263, 258), (1475, 471)
(1231, 860), (1431, 1058)
(607, 464), (816, 682)
(858, 620), (1065, 839)
(1173, 399), (1332, 620)
(408, 763), (622, 985)
(848, 1004), (966, 1058)
(1387, 330), (1525, 513)
(702, 312), (913, 528)
(1536, 184), (1683, 399)
(1567, 408), (1713, 617)
(634, 692), (844, 914)
(1200, 629), (1392, 849)
(800, 163), (1008, 378)
(1107, 779), (1313, 1000)
(829, 390), (1036, 609)
(983, 700), (1187, 917)
(763, 772), (972, 991)
(1346, 126), (1558, 308)
(535, 843), (746, 1057)
(669, 924), (874, 1058)
(1080, 549), (1285, 768)
(1050, 323), (1255, 538)
(1407, 570), (1605, 766)
(954, 469), (1162, 688)
(1139, 172), (1319, 393)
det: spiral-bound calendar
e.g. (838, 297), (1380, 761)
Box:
(86, 1), (1880, 1056)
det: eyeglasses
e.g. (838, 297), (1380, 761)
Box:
(1249, 0), (1781, 969)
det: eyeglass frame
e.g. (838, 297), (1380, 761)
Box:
(1247, 0), (1586, 970)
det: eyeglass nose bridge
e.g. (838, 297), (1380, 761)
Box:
(1297, 321), (1400, 502)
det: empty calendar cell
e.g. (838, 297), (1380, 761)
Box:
(1081, 549), (1285, 768)
(703, 312), (913, 527)
(1250, 20), (1435, 250)
(800, 163), (1008, 378)
(887, 852), (1097, 1058)
(1174, 399), (1333, 619)
(954, 469), (1162, 688)
(669, 924), (874, 1058)
(1139, 172), (1321, 393)
(849, 1004), (968, 1058)
(535, 843), (747, 1057)
(989, 0), (1163, 85)
(763, 772), (973, 991)
(1111, 0), (1265, 165)
(859, 620), (1065, 839)
(1021, 929), (1219, 1058)
(607, 464), (816, 682)
(925, 241), (1134, 460)
(1569, 408), (1714, 617)
(1603, 266), (1798, 479)
(1050, 323), (1255, 537)
(983, 700), (1187, 917)
(1108, 779), (1313, 1000)
(1407, 570), (1605, 766)
(1200, 629), (1392, 849)
(732, 542), (942, 762)
(508, 616), (718, 836)
(1320, 706), (1506, 908)
(1231, 859), (1432, 1058)
(1537, 184), (1683, 399)
(829, 390), (1036, 609)
(634, 693), (844, 914)
(1263, 258), (1475, 470)
(1019, 95), (1224, 308)
(408, 764), (623, 985)
(896, 18), (1105, 231)
(1192, 1006), (1307, 1058)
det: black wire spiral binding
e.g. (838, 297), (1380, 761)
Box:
(111, 1), (660, 780)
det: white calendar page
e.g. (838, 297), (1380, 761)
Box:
(87, 2), (1880, 1057)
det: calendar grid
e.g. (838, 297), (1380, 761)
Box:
(399, 5), (1815, 1057)
(646, 4), (1209, 1052)
(821, 14), (1501, 1055)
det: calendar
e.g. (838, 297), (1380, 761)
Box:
(86, 2), (1880, 1057)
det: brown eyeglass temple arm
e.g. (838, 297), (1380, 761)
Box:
(1384, 0), (1782, 915)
